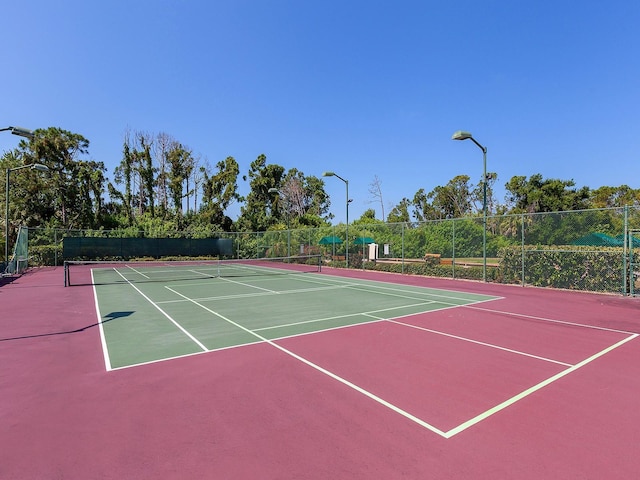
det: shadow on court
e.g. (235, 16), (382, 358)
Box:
(0, 311), (134, 342)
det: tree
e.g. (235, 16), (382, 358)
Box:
(1, 150), (50, 240)
(429, 175), (474, 219)
(166, 142), (193, 221)
(505, 174), (590, 213)
(353, 208), (378, 224)
(274, 168), (330, 227)
(154, 132), (174, 216)
(589, 185), (640, 209)
(32, 128), (107, 229)
(113, 137), (134, 225)
(368, 175), (385, 221)
(201, 156), (242, 230)
(409, 176), (472, 221)
(76, 160), (107, 227)
(138, 132), (155, 218)
(237, 154), (285, 232)
(411, 188), (437, 222)
(2, 127), (108, 232)
(387, 198), (411, 224)
(472, 171), (498, 215)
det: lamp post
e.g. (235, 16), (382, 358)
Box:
(452, 130), (487, 282)
(267, 187), (291, 258)
(322, 171), (350, 267)
(5, 163), (49, 268)
(3, 126), (37, 270)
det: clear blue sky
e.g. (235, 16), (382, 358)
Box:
(2, 0), (638, 223)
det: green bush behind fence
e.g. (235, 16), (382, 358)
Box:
(21, 206), (640, 295)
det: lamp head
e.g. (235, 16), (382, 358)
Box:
(451, 130), (473, 141)
(268, 188), (279, 194)
(32, 164), (49, 172)
(10, 127), (35, 139)
(322, 171), (335, 177)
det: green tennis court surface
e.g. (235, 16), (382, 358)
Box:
(92, 267), (499, 370)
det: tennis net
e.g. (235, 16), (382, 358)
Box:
(64, 255), (322, 286)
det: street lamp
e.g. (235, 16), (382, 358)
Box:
(0, 126), (35, 139)
(5, 163), (49, 268)
(322, 171), (351, 267)
(268, 187), (291, 258)
(452, 130), (488, 282)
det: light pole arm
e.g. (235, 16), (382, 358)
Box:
(332, 173), (347, 184)
(469, 137), (487, 155)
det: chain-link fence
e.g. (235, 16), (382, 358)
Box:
(22, 206), (640, 295)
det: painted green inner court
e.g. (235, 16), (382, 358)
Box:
(92, 268), (498, 369)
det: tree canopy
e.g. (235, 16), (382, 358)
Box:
(2, 126), (638, 248)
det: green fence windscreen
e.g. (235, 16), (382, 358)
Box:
(62, 237), (233, 259)
(3, 226), (29, 275)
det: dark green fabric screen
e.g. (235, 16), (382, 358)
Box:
(63, 237), (233, 259)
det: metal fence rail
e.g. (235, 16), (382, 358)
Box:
(23, 206), (640, 295)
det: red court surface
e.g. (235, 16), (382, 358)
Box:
(2, 266), (640, 479)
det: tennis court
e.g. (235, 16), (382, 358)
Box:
(2, 263), (640, 479)
(85, 258), (499, 371)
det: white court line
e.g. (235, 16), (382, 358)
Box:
(443, 333), (638, 438)
(92, 269), (113, 371)
(252, 301), (436, 332)
(108, 339), (265, 372)
(164, 285), (450, 437)
(387, 318), (573, 367)
(110, 269), (209, 353)
(158, 283), (363, 304)
(125, 265), (150, 279)
(464, 304), (638, 335)
(295, 273), (503, 304)
(219, 275), (280, 294)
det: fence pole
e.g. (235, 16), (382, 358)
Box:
(452, 219), (456, 279)
(623, 206), (628, 295)
(401, 223), (405, 274)
(521, 213), (525, 287)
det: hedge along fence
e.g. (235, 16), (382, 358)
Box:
(358, 257), (493, 282)
(499, 245), (631, 293)
(360, 245), (631, 293)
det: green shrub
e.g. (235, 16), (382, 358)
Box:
(499, 245), (625, 293)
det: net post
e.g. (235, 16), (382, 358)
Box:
(64, 261), (69, 287)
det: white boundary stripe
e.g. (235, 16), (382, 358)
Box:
(252, 301), (436, 332)
(108, 339), (265, 371)
(443, 333), (639, 438)
(92, 269), (112, 371)
(125, 265), (149, 279)
(157, 283), (359, 304)
(388, 319), (573, 367)
(219, 275), (279, 293)
(296, 274), (502, 303)
(163, 285), (449, 437)
(111, 269), (209, 352)
(464, 305), (638, 335)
